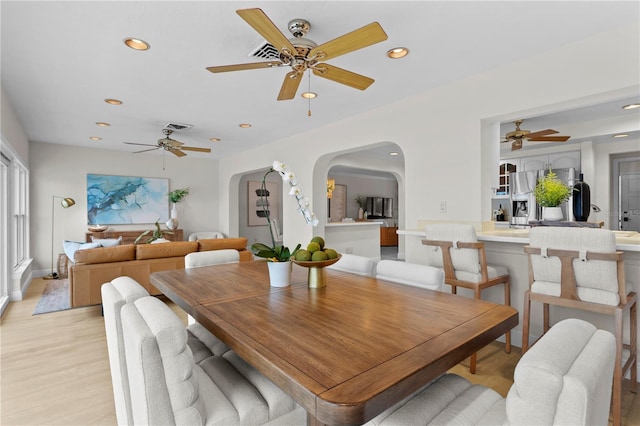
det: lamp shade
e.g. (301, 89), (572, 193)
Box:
(61, 198), (75, 208)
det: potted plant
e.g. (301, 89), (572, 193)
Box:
(167, 187), (189, 229)
(135, 219), (173, 244)
(355, 194), (365, 220)
(250, 161), (317, 286)
(533, 170), (572, 221)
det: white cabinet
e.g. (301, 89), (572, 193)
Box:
(520, 151), (580, 172)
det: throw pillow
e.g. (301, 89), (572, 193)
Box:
(63, 240), (101, 262)
(90, 236), (123, 247)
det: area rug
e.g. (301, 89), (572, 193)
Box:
(33, 279), (71, 315)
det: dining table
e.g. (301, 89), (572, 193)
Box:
(150, 260), (518, 426)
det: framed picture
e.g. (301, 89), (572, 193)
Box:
(87, 174), (169, 225)
(248, 180), (280, 226)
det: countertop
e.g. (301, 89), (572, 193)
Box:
(398, 228), (640, 252)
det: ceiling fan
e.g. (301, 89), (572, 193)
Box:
(206, 8), (388, 100)
(501, 119), (571, 151)
(124, 129), (211, 157)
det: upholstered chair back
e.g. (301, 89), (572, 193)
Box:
(506, 318), (615, 425)
(375, 260), (444, 291)
(424, 224), (481, 275)
(188, 231), (224, 241)
(121, 296), (207, 425)
(328, 253), (377, 276)
(185, 249), (240, 268)
(528, 227), (622, 305)
(101, 276), (150, 426)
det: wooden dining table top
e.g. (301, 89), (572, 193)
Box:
(150, 260), (518, 426)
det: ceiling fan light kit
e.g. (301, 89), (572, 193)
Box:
(206, 8), (388, 101)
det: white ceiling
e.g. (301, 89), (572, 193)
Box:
(2, 1), (639, 160)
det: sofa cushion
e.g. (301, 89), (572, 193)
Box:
(90, 236), (123, 247)
(63, 240), (101, 262)
(136, 241), (198, 260)
(74, 244), (136, 265)
(198, 237), (248, 252)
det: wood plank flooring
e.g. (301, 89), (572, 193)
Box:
(1, 278), (638, 425)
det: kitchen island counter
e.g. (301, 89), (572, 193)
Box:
(399, 224), (639, 380)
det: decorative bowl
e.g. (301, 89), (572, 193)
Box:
(291, 254), (342, 288)
(88, 225), (108, 232)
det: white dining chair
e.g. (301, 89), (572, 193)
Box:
(327, 253), (377, 276)
(270, 218), (283, 245)
(375, 260), (444, 291)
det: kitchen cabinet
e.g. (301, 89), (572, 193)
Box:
(498, 160), (518, 194)
(380, 227), (398, 246)
(520, 151), (580, 171)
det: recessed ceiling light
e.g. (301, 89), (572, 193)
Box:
(96, 122), (111, 127)
(104, 98), (122, 105)
(301, 92), (317, 99)
(389, 152), (399, 156)
(124, 37), (150, 51)
(622, 103), (640, 110)
(239, 123), (252, 128)
(387, 47), (409, 59)
(89, 136), (102, 141)
(209, 137), (221, 142)
(613, 133), (629, 138)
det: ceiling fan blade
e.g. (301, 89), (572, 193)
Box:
(312, 64), (374, 90)
(309, 22), (388, 62)
(180, 146), (212, 153)
(132, 147), (160, 154)
(236, 8), (296, 55)
(527, 136), (571, 142)
(525, 129), (558, 139)
(277, 71), (303, 100)
(124, 142), (157, 147)
(169, 148), (187, 158)
(207, 61), (283, 73)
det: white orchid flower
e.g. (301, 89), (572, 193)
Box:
(272, 161), (285, 172)
(289, 186), (301, 196)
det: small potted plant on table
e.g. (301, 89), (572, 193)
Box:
(533, 170), (572, 221)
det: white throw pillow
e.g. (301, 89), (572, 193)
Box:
(91, 236), (123, 247)
(63, 240), (101, 262)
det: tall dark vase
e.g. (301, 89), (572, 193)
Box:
(573, 173), (591, 221)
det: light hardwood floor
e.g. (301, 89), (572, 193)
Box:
(1, 278), (638, 425)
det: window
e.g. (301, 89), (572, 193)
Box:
(13, 162), (29, 266)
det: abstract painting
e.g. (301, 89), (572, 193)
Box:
(248, 180), (280, 226)
(87, 174), (169, 225)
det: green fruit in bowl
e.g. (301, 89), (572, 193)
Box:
(323, 248), (338, 259)
(307, 241), (321, 253)
(310, 236), (325, 249)
(295, 249), (312, 261)
(311, 251), (328, 261)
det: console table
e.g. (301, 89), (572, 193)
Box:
(86, 229), (183, 245)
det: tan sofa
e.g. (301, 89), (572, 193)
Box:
(69, 238), (252, 307)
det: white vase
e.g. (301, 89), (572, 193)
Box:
(267, 261), (292, 287)
(542, 206), (563, 221)
(167, 204), (179, 230)
(358, 207), (364, 220)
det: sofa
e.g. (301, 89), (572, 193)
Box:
(69, 238), (252, 308)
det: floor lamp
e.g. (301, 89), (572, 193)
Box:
(44, 196), (75, 280)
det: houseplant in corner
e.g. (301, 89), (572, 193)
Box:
(533, 170), (572, 221)
(250, 161), (317, 287)
(167, 187), (189, 230)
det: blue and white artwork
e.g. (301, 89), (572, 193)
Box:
(87, 174), (169, 225)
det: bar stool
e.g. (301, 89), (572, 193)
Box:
(422, 223), (511, 374)
(522, 226), (637, 426)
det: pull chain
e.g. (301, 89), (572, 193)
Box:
(307, 71), (312, 117)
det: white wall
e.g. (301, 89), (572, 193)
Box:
(216, 23), (639, 251)
(30, 142), (219, 275)
(1, 86), (30, 164)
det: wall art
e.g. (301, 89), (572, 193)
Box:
(87, 174), (169, 225)
(248, 180), (280, 226)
